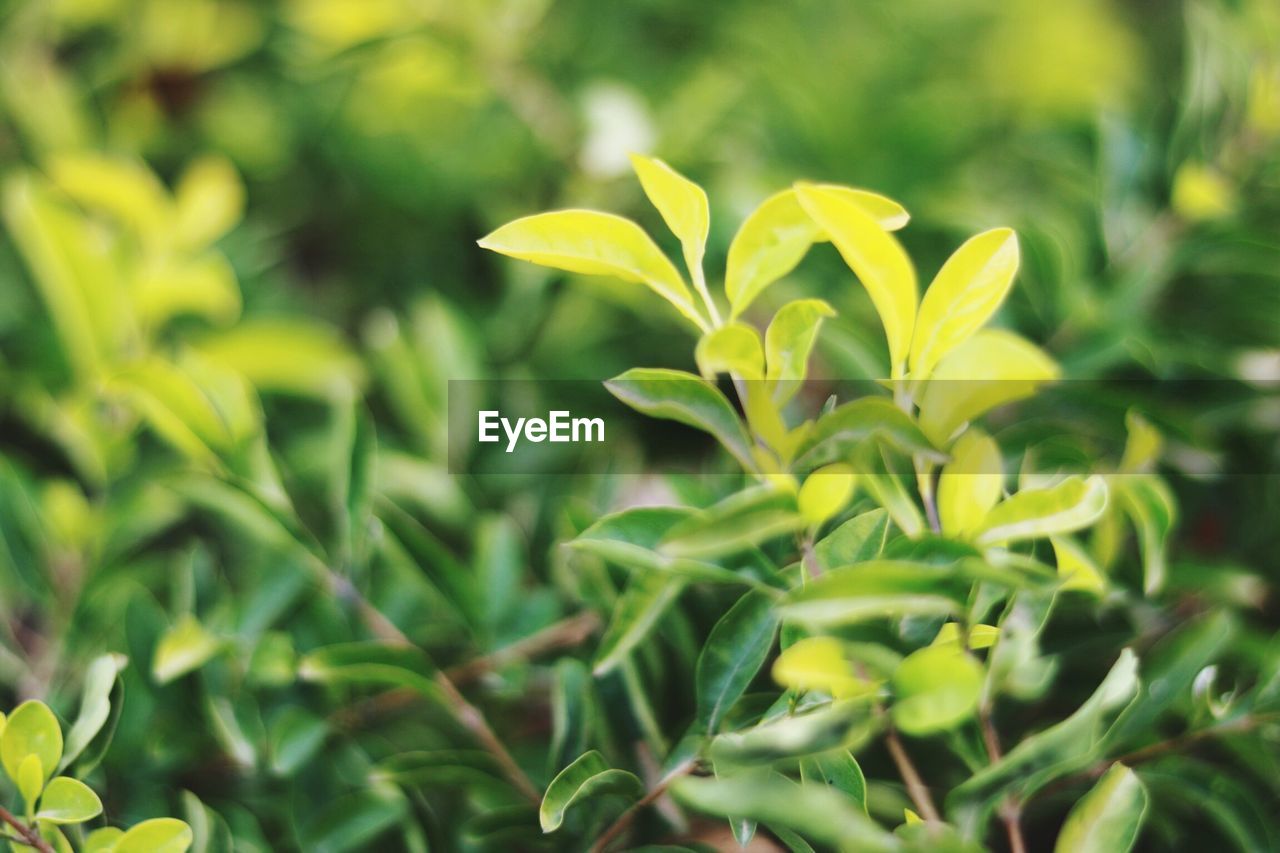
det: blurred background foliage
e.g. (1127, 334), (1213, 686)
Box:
(0, 0), (1278, 850)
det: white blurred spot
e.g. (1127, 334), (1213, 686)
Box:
(578, 82), (654, 178)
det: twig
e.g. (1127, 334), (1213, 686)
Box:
(590, 759), (696, 853)
(884, 726), (941, 822)
(0, 805), (53, 853)
(980, 708), (1026, 853)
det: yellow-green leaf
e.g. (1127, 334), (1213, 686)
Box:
(1054, 763), (1148, 853)
(891, 646), (983, 735)
(772, 637), (873, 700)
(36, 776), (103, 824)
(794, 183), (917, 377)
(725, 186), (907, 317)
(83, 827), (124, 853)
(478, 210), (701, 329)
(932, 622), (999, 650)
(1119, 410), (1162, 474)
(18, 752), (44, 812)
(1, 701), (62, 786)
(765, 298), (835, 402)
(798, 464), (858, 527)
(153, 615), (223, 684)
(695, 323), (764, 380)
(630, 154), (709, 277)
(114, 818), (193, 853)
(174, 154), (244, 248)
(937, 428), (1003, 536)
(910, 228), (1019, 379)
(917, 329), (1060, 445)
(975, 476), (1109, 546)
(194, 319), (366, 399)
(1052, 536), (1107, 595)
(46, 152), (172, 239)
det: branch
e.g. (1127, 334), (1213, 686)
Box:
(884, 726), (941, 823)
(980, 708), (1026, 853)
(590, 759), (696, 853)
(0, 805), (53, 853)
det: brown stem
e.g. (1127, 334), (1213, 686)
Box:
(590, 759), (696, 853)
(980, 708), (1026, 853)
(885, 726), (941, 823)
(0, 805), (53, 853)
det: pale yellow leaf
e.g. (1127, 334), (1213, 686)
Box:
(695, 322), (764, 380)
(174, 155), (244, 248)
(630, 154), (709, 277)
(937, 428), (1003, 536)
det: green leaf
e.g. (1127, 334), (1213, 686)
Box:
(478, 210), (702, 329)
(268, 707), (328, 777)
(83, 828), (124, 853)
(773, 638), (876, 699)
(937, 428), (1003, 536)
(793, 398), (941, 472)
(1114, 475), (1176, 595)
(696, 590), (780, 732)
(711, 701), (878, 765)
(18, 752), (44, 812)
(916, 329), (1059, 445)
(696, 323), (765, 380)
(173, 154), (244, 249)
(152, 615), (223, 684)
(813, 508), (890, 570)
(593, 573), (685, 676)
(36, 776), (103, 824)
(59, 653), (126, 772)
(606, 368), (755, 471)
(799, 751), (868, 813)
(539, 751), (643, 833)
(297, 642), (438, 699)
(782, 561), (966, 628)
(891, 646), (984, 735)
(910, 228), (1020, 380)
(1052, 536), (1106, 595)
(974, 476), (1108, 545)
(798, 464), (858, 527)
(765, 299), (836, 402)
(1, 700), (62, 786)
(371, 750), (504, 788)
(630, 154), (710, 277)
(671, 774), (897, 852)
(194, 319), (365, 399)
(795, 183), (917, 377)
(659, 485), (802, 560)
(725, 187), (908, 317)
(302, 787), (406, 853)
(1054, 764), (1148, 853)
(114, 818), (194, 853)
(549, 660), (594, 774)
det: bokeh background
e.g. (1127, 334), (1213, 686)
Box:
(1, 0), (1278, 850)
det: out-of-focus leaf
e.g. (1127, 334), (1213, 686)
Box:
(916, 330), (1060, 445)
(549, 659), (594, 774)
(83, 827), (124, 853)
(937, 428), (1003, 536)
(671, 773), (897, 851)
(297, 642), (438, 699)
(605, 368), (754, 470)
(302, 787), (406, 853)
(478, 210), (701, 328)
(695, 322), (764, 380)
(113, 818), (194, 853)
(134, 253), (241, 329)
(795, 183), (917, 377)
(725, 186), (908, 317)
(371, 750), (503, 788)
(659, 486), (801, 560)
(793, 398), (941, 472)
(1052, 536), (1106, 594)
(891, 646), (984, 735)
(152, 615), (223, 684)
(593, 573), (685, 676)
(174, 154), (244, 248)
(1, 700), (62, 784)
(772, 637), (874, 700)
(36, 776), (102, 824)
(814, 508), (890, 569)
(910, 228), (1019, 380)
(782, 561), (966, 628)
(268, 707), (328, 777)
(697, 590), (779, 732)
(631, 154), (709, 276)
(974, 476), (1108, 545)
(539, 751), (643, 833)
(195, 319), (365, 399)
(1054, 763), (1147, 853)
(46, 152), (171, 238)
(798, 464), (858, 527)
(711, 701), (878, 765)
(1114, 475), (1176, 595)
(59, 653), (125, 771)
(765, 299), (836, 402)
(799, 750), (867, 812)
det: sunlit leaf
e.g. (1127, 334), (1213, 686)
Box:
(152, 615), (223, 684)
(1114, 475), (1176, 595)
(478, 210), (702, 328)
(891, 646), (983, 735)
(772, 637), (873, 700)
(937, 428), (1003, 536)
(194, 319), (365, 399)
(114, 818), (194, 853)
(711, 701), (878, 765)
(60, 653), (126, 771)
(539, 751), (643, 833)
(1, 700), (62, 785)
(793, 397), (941, 472)
(1054, 763), (1148, 853)
(174, 154), (244, 249)
(46, 152), (172, 238)
(765, 299), (835, 402)
(630, 154), (709, 278)
(798, 464), (858, 527)
(1051, 536), (1106, 595)
(974, 476), (1108, 545)
(36, 776), (103, 824)
(696, 323), (764, 380)
(782, 561), (965, 627)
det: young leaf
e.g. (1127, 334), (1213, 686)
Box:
(630, 154), (710, 277)
(1114, 475), (1176, 595)
(46, 151), (172, 238)
(539, 751), (643, 833)
(297, 642), (438, 699)
(18, 753), (44, 811)
(605, 368), (755, 470)
(697, 590), (780, 732)
(793, 397), (941, 472)
(695, 323), (765, 380)
(799, 751), (868, 813)
(974, 476), (1108, 545)
(83, 828), (124, 853)
(1, 700), (62, 785)
(36, 776), (103, 824)
(659, 485), (802, 559)
(477, 210), (702, 329)
(782, 561), (965, 628)
(549, 660), (594, 774)
(937, 428), (1003, 536)
(916, 329), (1059, 445)
(909, 228), (1020, 379)
(1053, 763), (1148, 853)
(773, 637), (872, 699)
(765, 299), (836, 403)
(593, 573), (685, 676)
(813, 508), (891, 569)
(174, 154), (244, 249)
(194, 319), (366, 399)
(60, 653), (126, 771)
(1051, 536), (1107, 595)
(797, 464), (858, 528)
(794, 183), (918, 377)
(113, 818), (194, 853)
(711, 701), (878, 765)
(891, 646), (984, 735)
(725, 187), (908, 317)
(152, 614), (223, 684)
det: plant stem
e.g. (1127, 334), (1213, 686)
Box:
(980, 708), (1027, 853)
(884, 725), (941, 822)
(915, 459), (941, 534)
(0, 805), (52, 853)
(590, 759), (696, 853)
(691, 264), (722, 329)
